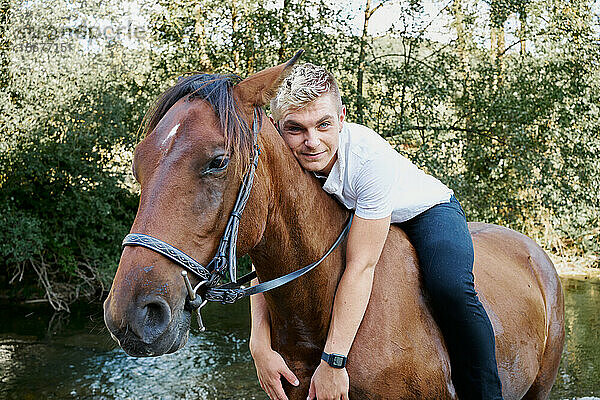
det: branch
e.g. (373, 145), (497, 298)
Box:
(399, 125), (507, 144)
(499, 39), (524, 56)
(367, 1), (386, 19)
(368, 52), (447, 77)
(415, 0), (453, 41)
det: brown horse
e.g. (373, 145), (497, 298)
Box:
(103, 56), (565, 399)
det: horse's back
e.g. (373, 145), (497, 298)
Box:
(348, 222), (564, 400)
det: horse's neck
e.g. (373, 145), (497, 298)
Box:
(247, 125), (349, 343)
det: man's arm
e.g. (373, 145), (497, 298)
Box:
(308, 214), (391, 400)
(249, 281), (272, 354)
(250, 276), (299, 400)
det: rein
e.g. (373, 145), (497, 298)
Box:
(122, 107), (353, 330)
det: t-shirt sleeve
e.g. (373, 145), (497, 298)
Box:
(353, 156), (394, 219)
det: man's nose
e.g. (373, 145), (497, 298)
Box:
(304, 129), (320, 148)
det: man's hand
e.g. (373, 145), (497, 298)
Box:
(307, 361), (349, 400)
(251, 347), (299, 400)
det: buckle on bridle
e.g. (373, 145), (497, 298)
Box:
(181, 271), (208, 331)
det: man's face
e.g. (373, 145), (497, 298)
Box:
(277, 94), (345, 175)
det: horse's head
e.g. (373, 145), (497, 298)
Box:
(103, 53), (302, 357)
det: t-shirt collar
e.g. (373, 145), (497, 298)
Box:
(320, 123), (347, 195)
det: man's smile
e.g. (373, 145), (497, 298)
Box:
(301, 150), (326, 159)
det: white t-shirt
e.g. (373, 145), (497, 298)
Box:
(317, 122), (453, 223)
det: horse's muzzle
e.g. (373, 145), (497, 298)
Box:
(103, 293), (191, 357)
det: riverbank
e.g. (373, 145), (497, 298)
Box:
(550, 253), (600, 280)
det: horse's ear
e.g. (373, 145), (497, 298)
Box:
(234, 50), (304, 107)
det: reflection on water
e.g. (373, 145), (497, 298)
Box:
(0, 278), (598, 399)
(550, 278), (600, 400)
(0, 300), (263, 400)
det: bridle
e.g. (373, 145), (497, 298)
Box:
(122, 107), (353, 330)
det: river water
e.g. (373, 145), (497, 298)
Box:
(1, 277), (598, 399)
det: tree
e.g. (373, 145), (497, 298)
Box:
(356, 0), (389, 123)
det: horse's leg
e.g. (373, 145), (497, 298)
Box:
(522, 249), (565, 399)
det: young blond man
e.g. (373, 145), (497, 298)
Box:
(249, 63), (503, 400)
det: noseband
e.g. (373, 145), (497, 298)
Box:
(122, 107), (353, 330)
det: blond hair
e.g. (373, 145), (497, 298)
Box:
(270, 63), (343, 122)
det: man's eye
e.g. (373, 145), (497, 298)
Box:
(318, 122), (331, 129)
(207, 156), (229, 172)
(286, 126), (301, 133)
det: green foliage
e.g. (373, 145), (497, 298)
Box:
(1, 0), (152, 309)
(351, 0), (599, 260)
(147, 0), (353, 80)
(1, 0), (598, 309)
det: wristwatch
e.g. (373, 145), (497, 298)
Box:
(321, 351), (347, 368)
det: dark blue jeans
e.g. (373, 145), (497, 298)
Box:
(397, 195), (503, 400)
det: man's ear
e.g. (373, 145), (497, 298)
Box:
(234, 50), (304, 107)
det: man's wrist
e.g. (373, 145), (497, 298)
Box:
(249, 337), (271, 356)
(321, 351), (348, 368)
(320, 359), (347, 372)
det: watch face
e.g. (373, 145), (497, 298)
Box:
(332, 355), (344, 367)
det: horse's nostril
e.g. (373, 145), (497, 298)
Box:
(145, 301), (170, 334)
(130, 296), (172, 344)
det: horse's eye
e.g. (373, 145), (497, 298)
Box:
(207, 155), (229, 173)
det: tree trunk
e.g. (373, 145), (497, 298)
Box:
(519, 11), (527, 55)
(496, 23), (505, 84)
(231, 0), (240, 72)
(357, 0), (376, 124)
(452, 0), (470, 77)
(194, 1), (211, 71)
(0, 0), (11, 90)
(490, 16), (505, 137)
(278, 0), (291, 63)
(491, 22), (505, 88)
(451, 0), (471, 144)
(398, 39), (412, 140)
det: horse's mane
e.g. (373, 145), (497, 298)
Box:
(139, 73), (254, 175)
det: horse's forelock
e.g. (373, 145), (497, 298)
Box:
(139, 73), (254, 177)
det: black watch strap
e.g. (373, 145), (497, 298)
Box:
(321, 351), (347, 368)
